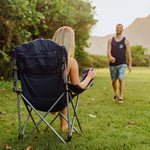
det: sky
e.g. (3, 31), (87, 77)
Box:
(90, 0), (150, 37)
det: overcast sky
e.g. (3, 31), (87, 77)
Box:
(90, 0), (150, 37)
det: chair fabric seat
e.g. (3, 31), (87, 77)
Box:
(13, 38), (68, 112)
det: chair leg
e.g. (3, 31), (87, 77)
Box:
(25, 105), (40, 132)
(20, 94), (67, 143)
(24, 112), (66, 143)
(66, 91), (71, 142)
(69, 94), (83, 133)
(17, 93), (22, 139)
(44, 113), (60, 131)
(59, 112), (79, 133)
(67, 135), (72, 142)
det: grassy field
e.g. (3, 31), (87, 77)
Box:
(0, 67), (150, 150)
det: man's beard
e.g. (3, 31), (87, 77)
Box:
(116, 31), (122, 36)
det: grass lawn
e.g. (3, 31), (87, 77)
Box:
(0, 67), (150, 150)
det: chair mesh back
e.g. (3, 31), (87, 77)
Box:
(13, 38), (68, 112)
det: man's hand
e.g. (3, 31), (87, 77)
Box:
(110, 56), (116, 63)
(128, 65), (132, 73)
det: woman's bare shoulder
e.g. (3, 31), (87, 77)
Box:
(68, 57), (78, 65)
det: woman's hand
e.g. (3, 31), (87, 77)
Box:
(88, 69), (96, 79)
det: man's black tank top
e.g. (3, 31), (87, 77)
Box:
(109, 37), (126, 66)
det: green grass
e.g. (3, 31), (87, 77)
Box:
(0, 67), (150, 150)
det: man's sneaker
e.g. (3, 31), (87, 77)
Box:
(113, 95), (119, 101)
(118, 99), (124, 104)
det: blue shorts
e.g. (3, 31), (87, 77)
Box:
(109, 64), (127, 81)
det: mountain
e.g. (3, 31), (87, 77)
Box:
(85, 15), (150, 56)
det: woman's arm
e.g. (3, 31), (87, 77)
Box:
(68, 57), (96, 89)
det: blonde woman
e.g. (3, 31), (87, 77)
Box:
(52, 26), (96, 131)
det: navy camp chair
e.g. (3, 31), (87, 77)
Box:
(13, 38), (93, 143)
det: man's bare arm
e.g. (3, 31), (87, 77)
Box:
(126, 39), (132, 72)
(107, 39), (116, 63)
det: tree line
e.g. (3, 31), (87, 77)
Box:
(0, 0), (149, 80)
(0, 0), (97, 79)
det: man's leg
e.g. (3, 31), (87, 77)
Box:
(109, 66), (119, 100)
(119, 79), (125, 99)
(112, 80), (118, 96)
(118, 64), (127, 103)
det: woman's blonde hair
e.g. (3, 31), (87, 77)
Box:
(52, 26), (75, 57)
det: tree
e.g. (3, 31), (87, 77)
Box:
(0, 0), (97, 79)
(0, 0), (46, 80)
(35, 0), (97, 70)
(0, 0), (45, 52)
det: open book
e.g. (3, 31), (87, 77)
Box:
(81, 68), (94, 89)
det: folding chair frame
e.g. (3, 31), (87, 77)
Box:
(13, 58), (83, 143)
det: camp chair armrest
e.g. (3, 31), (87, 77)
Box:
(66, 82), (85, 94)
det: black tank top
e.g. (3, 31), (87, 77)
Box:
(109, 37), (126, 66)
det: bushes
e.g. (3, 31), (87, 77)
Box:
(81, 54), (109, 69)
(0, 50), (12, 80)
(0, 46), (149, 80)
(131, 56), (148, 66)
(130, 45), (149, 67)
(0, 0), (97, 80)
(82, 45), (150, 70)
(88, 54), (109, 68)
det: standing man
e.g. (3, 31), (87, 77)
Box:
(107, 24), (132, 103)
